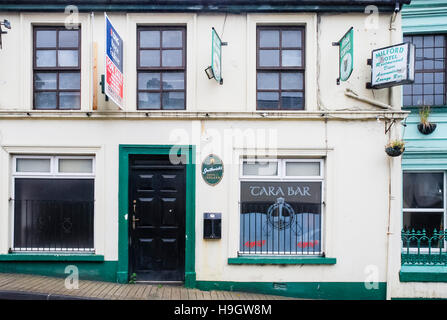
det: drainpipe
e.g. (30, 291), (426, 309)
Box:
(385, 0), (402, 301)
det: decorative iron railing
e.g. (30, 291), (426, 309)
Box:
(10, 199), (94, 253)
(401, 229), (447, 265)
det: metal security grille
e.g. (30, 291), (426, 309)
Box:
(12, 199), (94, 252)
(239, 201), (321, 255)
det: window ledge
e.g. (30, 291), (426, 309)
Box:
(0, 253), (104, 262)
(400, 265), (447, 282)
(228, 256), (336, 265)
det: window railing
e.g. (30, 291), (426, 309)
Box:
(401, 229), (447, 265)
(11, 199), (94, 253)
(239, 201), (322, 256)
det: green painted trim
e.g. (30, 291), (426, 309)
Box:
(195, 281), (386, 300)
(0, 4), (397, 13)
(0, 254), (104, 262)
(228, 256), (336, 265)
(0, 261), (118, 282)
(400, 265), (447, 282)
(118, 145), (196, 285)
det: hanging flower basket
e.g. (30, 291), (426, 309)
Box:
(385, 140), (405, 157)
(417, 122), (437, 135)
(418, 106), (437, 135)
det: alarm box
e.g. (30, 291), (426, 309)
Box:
(203, 213), (221, 239)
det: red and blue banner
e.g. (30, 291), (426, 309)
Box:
(105, 14), (123, 108)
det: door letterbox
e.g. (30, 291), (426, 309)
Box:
(203, 213), (221, 239)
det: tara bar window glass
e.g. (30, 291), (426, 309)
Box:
(12, 156), (94, 252)
(33, 27), (81, 110)
(257, 27), (305, 110)
(403, 34), (446, 107)
(239, 159), (323, 255)
(137, 27), (186, 110)
(403, 172), (446, 249)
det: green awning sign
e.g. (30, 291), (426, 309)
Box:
(211, 27), (223, 84)
(201, 154), (224, 186)
(335, 27), (354, 84)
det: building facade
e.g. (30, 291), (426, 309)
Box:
(390, 0), (447, 299)
(0, 0), (410, 299)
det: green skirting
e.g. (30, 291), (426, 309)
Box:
(195, 280), (387, 300)
(0, 261), (119, 282)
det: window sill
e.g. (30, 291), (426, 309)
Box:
(228, 256), (336, 265)
(400, 265), (447, 282)
(0, 253), (104, 262)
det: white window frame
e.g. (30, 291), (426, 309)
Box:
(11, 155), (96, 252)
(239, 158), (324, 256)
(402, 170), (447, 254)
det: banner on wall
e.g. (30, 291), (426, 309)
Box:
(105, 14), (124, 109)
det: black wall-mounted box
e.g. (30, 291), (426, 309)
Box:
(203, 213), (221, 239)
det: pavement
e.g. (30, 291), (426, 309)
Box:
(0, 273), (296, 300)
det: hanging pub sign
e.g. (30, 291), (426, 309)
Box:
(367, 42), (415, 89)
(211, 27), (223, 84)
(105, 13), (124, 109)
(333, 27), (354, 85)
(201, 154), (224, 186)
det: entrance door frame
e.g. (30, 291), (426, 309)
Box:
(118, 145), (196, 286)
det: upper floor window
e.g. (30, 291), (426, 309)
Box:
(403, 34), (446, 107)
(137, 26), (186, 110)
(33, 27), (81, 110)
(256, 26), (305, 110)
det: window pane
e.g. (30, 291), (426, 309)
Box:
(59, 73), (80, 90)
(138, 92), (161, 109)
(286, 162), (320, 176)
(140, 50), (160, 67)
(138, 72), (160, 90)
(281, 72), (303, 90)
(435, 35), (445, 47)
(162, 91), (185, 109)
(281, 92), (303, 109)
(403, 172), (444, 209)
(35, 92), (57, 109)
(59, 92), (80, 109)
(404, 212), (443, 232)
(162, 30), (182, 48)
(282, 50), (301, 67)
(162, 72), (184, 90)
(259, 30), (279, 47)
(240, 181), (322, 254)
(259, 50), (279, 67)
(140, 31), (160, 48)
(16, 159), (51, 172)
(59, 159), (92, 173)
(242, 161), (278, 176)
(36, 30), (56, 48)
(58, 50), (78, 67)
(34, 73), (57, 90)
(281, 30), (301, 48)
(257, 73), (279, 90)
(36, 50), (56, 67)
(13, 178), (94, 250)
(162, 50), (182, 67)
(257, 92), (279, 109)
(59, 30), (78, 48)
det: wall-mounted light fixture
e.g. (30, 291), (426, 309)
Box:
(0, 19), (11, 49)
(205, 66), (215, 80)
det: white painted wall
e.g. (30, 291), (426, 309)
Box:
(0, 9), (424, 297)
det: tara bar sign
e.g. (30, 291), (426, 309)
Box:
(105, 14), (124, 108)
